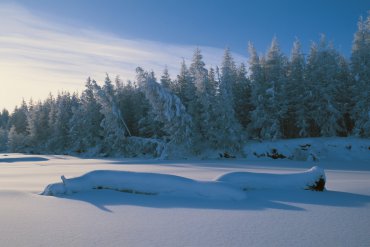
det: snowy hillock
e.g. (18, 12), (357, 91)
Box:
(41, 170), (246, 200)
(217, 166), (325, 191)
(244, 137), (370, 162)
(41, 167), (325, 199)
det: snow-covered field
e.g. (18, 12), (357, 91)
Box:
(1, 139), (370, 247)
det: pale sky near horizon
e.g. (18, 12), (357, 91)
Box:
(0, 0), (368, 111)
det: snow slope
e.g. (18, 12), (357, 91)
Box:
(1, 146), (370, 247)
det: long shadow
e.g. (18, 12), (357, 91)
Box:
(0, 157), (49, 163)
(54, 189), (370, 213)
(104, 158), (370, 172)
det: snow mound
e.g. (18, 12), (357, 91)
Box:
(42, 167), (326, 200)
(41, 170), (246, 200)
(216, 166), (326, 191)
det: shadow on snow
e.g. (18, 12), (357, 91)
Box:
(0, 157), (49, 163)
(55, 189), (370, 213)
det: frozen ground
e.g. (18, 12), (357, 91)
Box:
(1, 143), (370, 246)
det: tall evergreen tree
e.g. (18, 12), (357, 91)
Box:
(7, 100), (29, 151)
(189, 48), (217, 147)
(248, 42), (265, 139)
(48, 92), (77, 151)
(136, 67), (193, 157)
(250, 38), (287, 140)
(160, 66), (172, 89)
(69, 78), (104, 153)
(177, 60), (197, 113)
(27, 101), (52, 152)
(215, 48), (243, 152)
(306, 36), (344, 137)
(9, 99), (28, 135)
(93, 75), (129, 153)
(0, 109), (10, 129)
(351, 13), (370, 137)
(233, 63), (253, 130)
(285, 39), (309, 137)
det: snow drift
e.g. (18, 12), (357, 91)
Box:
(41, 166), (325, 199)
(41, 170), (246, 200)
(217, 166), (326, 191)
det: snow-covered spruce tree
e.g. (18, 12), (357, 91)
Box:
(0, 127), (8, 151)
(248, 42), (265, 139)
(205, 67), (224, 147)
(8, 100), (28, 136)
(351, 13), (370, 137)
(285, 39), (309, 138)
(115, 78), (151, 137)
(27, 100), (52, 152)
(232, 63), (253, 131)
(305, 36), (344, 137)
(0, 109), (10, 130)
(264, 38), (288, 139)
(0, 109), (10, 151)
(176, 60), (198, 116)
(7, 100), (29, 152)
(92, 75), (130, 154)
(334, 56), (354, 136)
(47, 92), (79, 152)
(7, 125), (27, 152)
(69, 77), (104, 153)
(136, 67), (193, 158)
(214, 48), (243, 152)
(189, 48), (218, 150)
(160, 66), (172, 90)
(249, 38), (287, 140)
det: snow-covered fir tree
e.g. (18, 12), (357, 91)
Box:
(92, 75), (129, 154)
(0, 109), (9, 129)
(176, 60), (197, 114)
(160, 66), (172, 90)
(69, 78), (103, 153)
(250, 38), (287, 140)
(248, 42), (265, 139)
(214, 48), (243, 152)
(232, 63), (253, 130)
(136, 67), (193, 158)
(306, 36), (344, 137)
(351, 13), (370, 137)
(48, 92), (78, 151)
(27, 100), (52, 152)
(285, 39), (309, 138)
(189, 48), (218, 150)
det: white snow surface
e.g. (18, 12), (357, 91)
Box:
(1, 138), (370, 247)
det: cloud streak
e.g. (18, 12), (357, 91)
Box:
(0, 4), (247, 111)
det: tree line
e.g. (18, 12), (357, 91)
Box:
(0, 14), (369, 157)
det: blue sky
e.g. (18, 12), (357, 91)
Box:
(5, 0), (369, 55)
(0, 0), (369, 110)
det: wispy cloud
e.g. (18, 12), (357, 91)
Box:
(0, 4), (247, 110)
